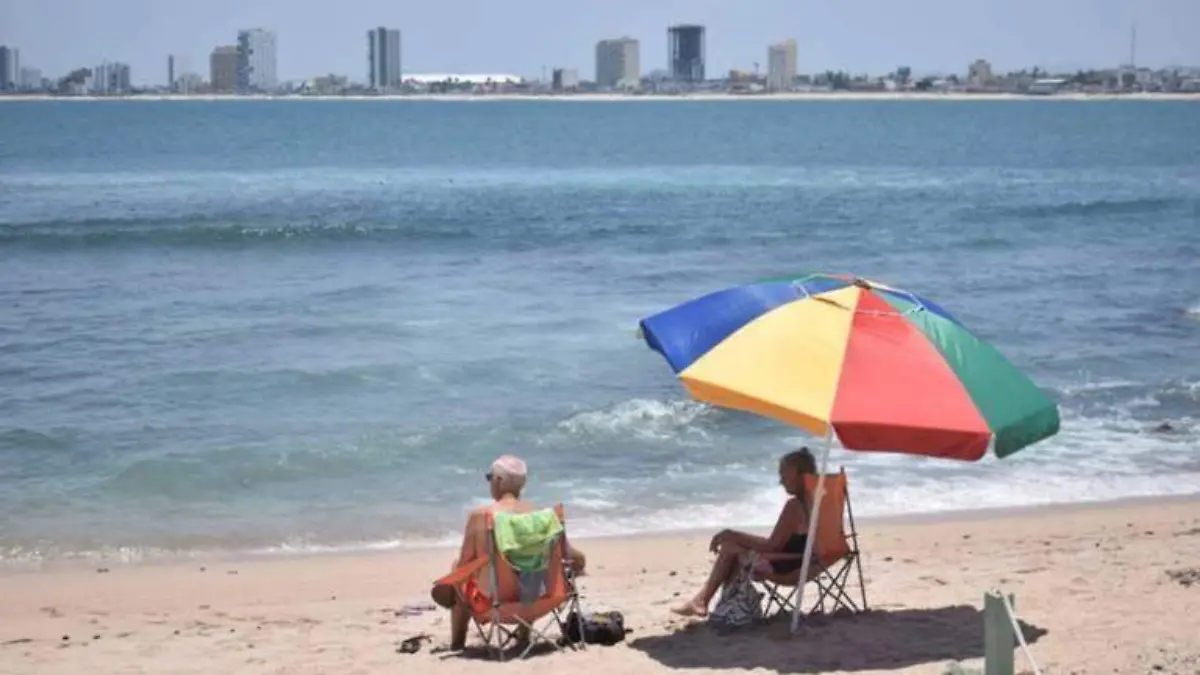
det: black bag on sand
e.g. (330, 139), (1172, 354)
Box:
(560, 610), (630, 646)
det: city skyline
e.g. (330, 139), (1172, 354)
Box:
(1, 0), (1197, 86)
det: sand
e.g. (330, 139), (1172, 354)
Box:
(2, 497), (1199, 675)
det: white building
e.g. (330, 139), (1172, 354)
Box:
(1027, 78), (1067, 95)
(175, 72), (203, 94)
(0, 46), (18, 92)
(403, 73), (523, 85)
(595, 37), (640, 89)
(968, 59), (994, 88)
(766, 39), (797, 91)
(367, 27), (402, 90)
(19, 67), (42, 91)
(237, 28), (278, 93)
(89, 62), (132, 95)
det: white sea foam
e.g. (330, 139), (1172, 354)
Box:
(555, 398), (714, 442)
(1055, 378), (1142, 396)
(4, 393), (1196, 567)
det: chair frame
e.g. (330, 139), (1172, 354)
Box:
(757, 468), (868, 620)
(458, 506), (587, 661)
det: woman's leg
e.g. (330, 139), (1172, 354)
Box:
(671, 543), (746, 617)
(450, 602), (469, 650)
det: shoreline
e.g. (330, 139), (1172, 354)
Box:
(1, 92), (1198, 103)
(5, 491), (1197, 577)
(2, 494), (1197, 674)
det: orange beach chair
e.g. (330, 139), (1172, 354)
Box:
(432, 504), (585, 660)
(756, 469), (868, 619)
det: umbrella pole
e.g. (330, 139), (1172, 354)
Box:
(790, 431), (834, 635)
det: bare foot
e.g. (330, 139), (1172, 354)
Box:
(670, 600), (708, 617)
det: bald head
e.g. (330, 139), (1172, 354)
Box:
(488, 454), (527, 497)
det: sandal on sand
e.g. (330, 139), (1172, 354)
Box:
(397, 634), (432, 654)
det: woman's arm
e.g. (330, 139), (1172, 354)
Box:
(717, 500), (804, 553)
(451, 511), (483, 570)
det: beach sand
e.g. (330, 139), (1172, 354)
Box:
(2, 498), (1198, 674)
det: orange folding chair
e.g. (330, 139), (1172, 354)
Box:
(432, 504), (585, 660)
(756, 468), (868, 619)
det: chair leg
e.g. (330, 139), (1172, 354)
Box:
(813, 561), (863, 614)
(760, 583), (797, 621)
(844, 481), (868, 612)
(853, 552), (868, 611)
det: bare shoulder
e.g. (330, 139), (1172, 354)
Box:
(492, 500), (536, 515)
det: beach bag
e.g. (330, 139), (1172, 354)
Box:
(562, 610), (629, 646)
(709, 555), (763, 629)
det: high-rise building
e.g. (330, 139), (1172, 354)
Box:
(210, 46), (238, 93)
(168, 55), (175, 91)
(367, 27), (402, 90)
(89, 62), (132, 95)
(0, 46), (19, 92)
(667, 25), (705, 82)
(236, 28), (278, 93)
(767, 39), (797, 91)
(594, 37), (640, 89)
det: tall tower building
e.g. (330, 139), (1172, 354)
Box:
(367, 27), (402, 90)
(667, 25), (705, 82)
(766, 39), (797, 91)
(594, 37), (640, 89)
(236, 28), (278, 93)
(0, 46), (19, 92)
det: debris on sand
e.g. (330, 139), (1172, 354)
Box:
(1165, 567), (1200, 588)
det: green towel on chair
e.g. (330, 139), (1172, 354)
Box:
(493, 509), (563, 572)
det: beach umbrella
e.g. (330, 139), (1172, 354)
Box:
(636, 272), (1060, 632)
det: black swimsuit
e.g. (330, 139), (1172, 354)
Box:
(769, 533), (810, 574)
(769, 498), (811, 575)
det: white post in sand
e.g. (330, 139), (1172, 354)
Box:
(790, 431), (834, 634)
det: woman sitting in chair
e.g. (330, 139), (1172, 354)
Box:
(671, 447), (816, 617)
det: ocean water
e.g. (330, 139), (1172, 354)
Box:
(1, 99), (1198, 567)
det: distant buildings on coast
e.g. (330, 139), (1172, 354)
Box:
(3, 20), (1200, 98)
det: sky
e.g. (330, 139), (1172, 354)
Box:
(1, 0), (1198, 86)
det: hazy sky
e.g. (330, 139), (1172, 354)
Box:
(2, 0), (1197, 85)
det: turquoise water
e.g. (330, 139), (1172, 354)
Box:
(1, 100), (1198, 565)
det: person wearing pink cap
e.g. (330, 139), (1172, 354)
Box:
(445, 454), (586, 651)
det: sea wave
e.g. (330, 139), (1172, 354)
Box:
(0, 220), (479, 248)
(3, 376), (1198, 567)
(999, 196), (1194, 220)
